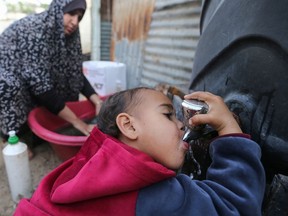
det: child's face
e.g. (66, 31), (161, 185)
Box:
(130, 90), (188, 170)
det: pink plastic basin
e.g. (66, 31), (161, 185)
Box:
(28, 100), (96, 161)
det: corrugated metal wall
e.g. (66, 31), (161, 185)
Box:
(100, 0), (112, 61)
(111, 0), (156, 89)
(100, 21), (111, 60)
(111, 0), (201, 93)
(141, 0), (201, 93)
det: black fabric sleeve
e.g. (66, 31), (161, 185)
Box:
(34, 90), (66, 115)
(81, 76), (97, 99)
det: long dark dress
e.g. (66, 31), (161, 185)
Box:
(0, 0), (87, 135)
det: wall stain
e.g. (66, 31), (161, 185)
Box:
(111, 0), (155, 60)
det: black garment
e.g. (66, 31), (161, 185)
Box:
(188, 0), (288, 177)
(63, 0), (87, 16)
(35, 76), (96, 115)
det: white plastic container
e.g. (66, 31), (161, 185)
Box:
(2, 131), (32, 203)
(83, 61), (127, 96)
(0, 136), (4, 169)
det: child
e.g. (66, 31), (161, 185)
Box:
(14, 88), (265, 216)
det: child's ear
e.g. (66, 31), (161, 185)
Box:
(116, 113), (138, 140)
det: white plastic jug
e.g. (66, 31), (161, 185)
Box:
(2, 131), (32, 203)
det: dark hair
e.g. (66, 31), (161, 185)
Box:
(97, 87), (152, 138)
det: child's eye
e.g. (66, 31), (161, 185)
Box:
(163, 112), (174, 120)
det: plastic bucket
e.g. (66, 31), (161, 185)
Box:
(28, 100), (96, 161)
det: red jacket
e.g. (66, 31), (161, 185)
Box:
(14, 128), (175, 215)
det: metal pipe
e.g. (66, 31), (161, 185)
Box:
(91, 0), (101, 60)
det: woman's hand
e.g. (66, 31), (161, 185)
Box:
(58, 105), (95, 136)
(95, 101), (103, 115)
(90, 94), (103, 115)
(71, 118), (95, 136)
(184, 91), (242, 136)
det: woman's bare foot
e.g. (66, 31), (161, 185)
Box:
(28, 147), (34, 160)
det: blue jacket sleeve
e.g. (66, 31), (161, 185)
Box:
(136, 136), (266, 216)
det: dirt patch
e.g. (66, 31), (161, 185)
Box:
(0, 139), (61, 216)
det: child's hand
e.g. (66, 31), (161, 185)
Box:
(184, 91), (242, 136)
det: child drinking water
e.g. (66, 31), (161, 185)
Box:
(14, 87), (265, 216)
